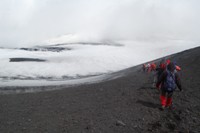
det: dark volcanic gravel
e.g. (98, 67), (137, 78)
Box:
(0, 47), (200, 133)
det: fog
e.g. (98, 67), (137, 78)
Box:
(0, 0), (200, 87)
(0, 0), (200, 47)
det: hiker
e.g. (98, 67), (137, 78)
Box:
(142, 64), (146, 72)
(157, 59), (166, 73)
(145, 62), (156, 74)
(150, 62), (157, 72)
(151, 62), (157, 88)
(166, 59), (171, 65)
(155, 59), (167, 87)
(156, 58), (172, 79)
(156, 62), (182, 110)
(146, 63), (151, 73)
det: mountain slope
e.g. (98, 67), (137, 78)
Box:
(0, 46), (199, 133)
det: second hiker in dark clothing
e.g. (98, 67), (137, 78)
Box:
(156, 62), (182, 110)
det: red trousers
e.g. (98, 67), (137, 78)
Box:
(160, 87), (173, 107)
(160, 95), (172, 107)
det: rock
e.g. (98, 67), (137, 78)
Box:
(7, 121), (15, 125)
(147, 128), (153, 132)
(167, 122), (176, 131)
(185, 109), (190, 114)
(116, 120), (126, 126)
(9, 58), (46, 62)
(85, 126), (91, 130)
(192, 117), (197, 123)
(61, 106), (65, 109)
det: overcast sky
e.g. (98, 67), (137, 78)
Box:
(0, 0), (200, 47)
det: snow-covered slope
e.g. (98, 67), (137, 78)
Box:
(0, 40), (199, 86)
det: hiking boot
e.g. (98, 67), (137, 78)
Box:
(168, 105), (175, 110)
(159, 105), (165, 111)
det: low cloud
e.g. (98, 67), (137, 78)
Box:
(0, 0), (200, 47)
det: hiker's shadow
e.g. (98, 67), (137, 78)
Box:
(136, 100), (160, 109)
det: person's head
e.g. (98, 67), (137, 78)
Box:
(160, 58), (166, 64)
(167, 62), (175, 72)
(166, 59), (171, 65)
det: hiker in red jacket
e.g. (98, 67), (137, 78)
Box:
(156, 62), (182, 110)
(150, 62), (157, 72)
(155, 59), (168, 88)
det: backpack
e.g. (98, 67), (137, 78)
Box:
(159, 63), (166, 70)
(163, 70), (176, 92)
(159, 59), (166, 69)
